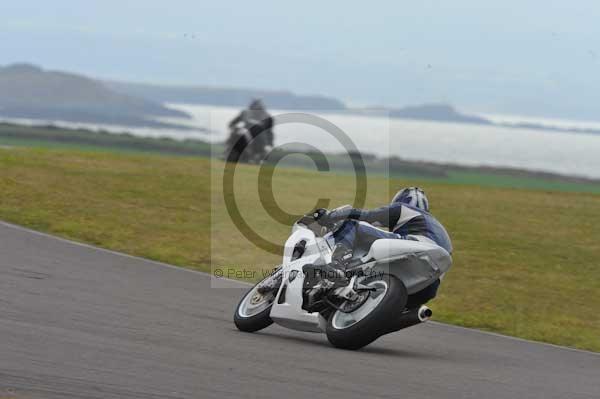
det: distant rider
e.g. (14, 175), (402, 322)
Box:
(228, 98), (274, 160)
(315, 187), (452, 309)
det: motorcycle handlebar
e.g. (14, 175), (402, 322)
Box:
(296, 211), (344, 238)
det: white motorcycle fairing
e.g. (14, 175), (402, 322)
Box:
(269, 225), (327, 332)
(266, 222), (452, 333)
(363, 239), (452, 295)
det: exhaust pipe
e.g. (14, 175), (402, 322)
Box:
(418, 305), (433, 321)
(387, 305), (432, 333)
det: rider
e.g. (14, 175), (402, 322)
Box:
(315, 187), (452, 309)
(228, 98), (274, 159)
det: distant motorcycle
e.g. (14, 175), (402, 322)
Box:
(224, 120), (270, 164)
(233, 207), (452, 350)
(224, 123), (252, 163)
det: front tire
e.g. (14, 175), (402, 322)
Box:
(326, 274), (407, 350)
(234, 278), (276, 332)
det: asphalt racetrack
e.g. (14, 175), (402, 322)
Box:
(1, 221), (598, 399)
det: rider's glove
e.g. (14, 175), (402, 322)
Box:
(314, 208), (343, 227)
(313, 208), (329, 222)
(313, 208), (337, 227)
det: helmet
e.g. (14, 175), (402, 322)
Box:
(249, 98), (265, 110)
(391, 187), (429, 211)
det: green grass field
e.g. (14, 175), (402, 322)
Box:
(0, 122), (214, 156)
(1, 147), (599, 351)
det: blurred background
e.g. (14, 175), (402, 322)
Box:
(2, 1), (600, 179)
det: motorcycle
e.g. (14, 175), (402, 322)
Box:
(233, 207), (453, 350)
(223, 123), (253, 163)
(224, 120), (270, 164)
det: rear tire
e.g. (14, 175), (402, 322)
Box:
(326, 274), (407, 350)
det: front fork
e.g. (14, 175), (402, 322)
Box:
(256, 267), (283, 295)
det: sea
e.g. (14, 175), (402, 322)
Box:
(4, 104), (600, 179)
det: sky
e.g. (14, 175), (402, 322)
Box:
(2, 1), (600, 120)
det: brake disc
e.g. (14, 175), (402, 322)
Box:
(338, 290), (371, 313)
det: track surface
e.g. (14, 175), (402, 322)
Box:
(1, 222), (598, 399)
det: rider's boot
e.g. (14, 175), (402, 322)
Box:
(302, 242), (354, 295)
(300, 243), (357, 312)
(330, 242), (354, 269)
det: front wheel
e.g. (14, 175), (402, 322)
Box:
(234, 275), (277, 332)
(326, 274), (407, 350)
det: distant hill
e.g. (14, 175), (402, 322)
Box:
(0, 63), (190, 128)
(105, 80), (347, 110)
(103, 81), (497, 125)
(4, 63), (593, 135)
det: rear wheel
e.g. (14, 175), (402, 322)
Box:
(234, 276), (277, 332)
(326, 274), (407, 350)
